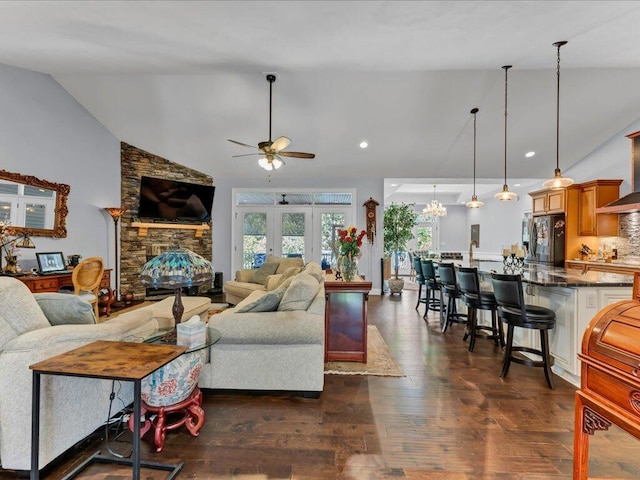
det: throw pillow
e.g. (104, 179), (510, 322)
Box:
(276, 266), (302, 288)
(34, 293), (96, 325)
(275, 257), (305, 274)
(278, 273), (321, 311)
(235, 287), (285, 313)
(251, 261), (280, 286)
(301, 262), (324, 283)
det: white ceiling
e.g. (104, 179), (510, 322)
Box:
(1, 1), (640, 206)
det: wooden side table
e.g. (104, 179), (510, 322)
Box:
(324, 275), (372, 363)
(29, 340), (186, 480)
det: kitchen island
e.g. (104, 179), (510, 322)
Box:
(454, 260), (633, 387)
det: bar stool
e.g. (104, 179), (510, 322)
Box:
(457, 267), (503, 352)
(438, 263), (467, 333)
(420, 259), (441, 319)
(490, 273), (556, 389)
(413, 256), (426, 310)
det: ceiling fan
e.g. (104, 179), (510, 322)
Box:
(228, 74), (315, 172)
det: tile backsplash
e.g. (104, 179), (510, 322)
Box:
(599, 212), (639, 262)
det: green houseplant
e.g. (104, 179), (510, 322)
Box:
(383, 202), (418, 293)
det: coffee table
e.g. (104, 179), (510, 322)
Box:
(29, 340), (186, 480)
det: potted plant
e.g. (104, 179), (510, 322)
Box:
(383, 202), (418, 294)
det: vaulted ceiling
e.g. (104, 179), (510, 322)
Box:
(1, 1), (640, 205)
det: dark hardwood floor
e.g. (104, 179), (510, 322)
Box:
(4, 290), (640, 479)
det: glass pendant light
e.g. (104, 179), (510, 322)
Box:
(543, 41), (574, 190)
(466, 107), (483, 208)
(495, 65), (518, 202)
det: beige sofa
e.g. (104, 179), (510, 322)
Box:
(0, 278), (210, 473)
(203, 262), (325, 395)
(224, 255), (305, 305)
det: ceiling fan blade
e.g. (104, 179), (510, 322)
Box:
(232, 153), (260, 158)
(270, 136), (291, 153)
(278, 151), (315, 159)
(228, 139), (258, 149)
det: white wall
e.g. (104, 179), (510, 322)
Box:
(439, 205), (469, 252)
(0, 64), (120, 272)
(212, 177), (384, 292)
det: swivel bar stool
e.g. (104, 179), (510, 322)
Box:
(490, 273), (556, 389)
(420, 259), (441, 319)
(438, 263), (467, 333)
(457, 267), (503, 352)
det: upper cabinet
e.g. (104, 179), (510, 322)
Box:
(529, 188), (566, 216)
(578, 180), (623, 236)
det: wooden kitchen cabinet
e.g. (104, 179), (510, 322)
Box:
(530, 188), (566, 216)
(578, 179), (622, 236)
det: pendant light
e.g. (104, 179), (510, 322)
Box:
(495, 65), (518, 201)
(423, 185), (447, 218)
(543, 41), (574, 190)
(466, 107), (483, 208)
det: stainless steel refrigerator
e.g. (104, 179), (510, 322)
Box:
(526, 214), (565, 267)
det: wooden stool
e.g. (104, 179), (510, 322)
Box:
(129, 386), (205, 452)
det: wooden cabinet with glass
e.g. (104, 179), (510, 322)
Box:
(530, 188), (566, 216)
(578, 179), (622, 236)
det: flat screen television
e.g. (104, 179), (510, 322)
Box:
(137, 176), (215, 223)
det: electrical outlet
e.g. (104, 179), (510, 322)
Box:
(586, 293), (596, 309)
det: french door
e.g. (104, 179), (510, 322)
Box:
(234, 205), (353, 272)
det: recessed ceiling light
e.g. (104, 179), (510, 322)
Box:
(390, 183), (398, 187)
(359, 141), (368, 149)
(525, 151), (535, 158)
(514, 183), (521, 187)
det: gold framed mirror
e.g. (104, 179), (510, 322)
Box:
(0, 169), (70, 238)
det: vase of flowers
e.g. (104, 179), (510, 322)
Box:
(336, 226), (367, 282)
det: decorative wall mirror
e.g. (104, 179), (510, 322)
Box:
(0, 169), (70, 238)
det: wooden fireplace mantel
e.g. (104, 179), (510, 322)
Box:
(131, 221), (210, 238)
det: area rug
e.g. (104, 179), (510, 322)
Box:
(324, 325), (405, 377)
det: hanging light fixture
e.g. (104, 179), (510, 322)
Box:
(543, 41), (574, 190)
(495, 65), (518, 201)
(423, 184), (447, 218)
(466, 107), (483, 208)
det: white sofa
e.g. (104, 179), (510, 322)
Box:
(224, 255), (305, 305)
(0, 277), (210, 473)
(202, 262), (325, 395)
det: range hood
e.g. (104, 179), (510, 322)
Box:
(596, 131), (640, 214)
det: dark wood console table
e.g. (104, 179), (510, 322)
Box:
(324, 274), (372, 363)
(16, 269), (113, 317)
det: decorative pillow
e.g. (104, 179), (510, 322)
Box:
(301, 262), (324, 283)
(251, 261), (280, 286)
(235, 287), (285, 313)
(278, 273), (321, 311)
(275, 257), (304, 274)
(276, 266), (302, 288)
(34, 293), (96, 325)
(233, 290), (266, 311)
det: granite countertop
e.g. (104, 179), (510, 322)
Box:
(459, 260), (634, 288)
(566, 258), (640, 268)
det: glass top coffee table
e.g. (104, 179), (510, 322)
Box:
(144, 326), (221, 353)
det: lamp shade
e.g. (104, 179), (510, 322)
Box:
(140, 247), (213, 289)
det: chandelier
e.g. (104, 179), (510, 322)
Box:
(423, 185), (447, 218)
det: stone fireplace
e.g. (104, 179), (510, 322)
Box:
(119, 142), (214, 300)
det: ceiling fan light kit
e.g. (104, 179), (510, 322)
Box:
(543, 40), (574, 190)
(228, 73), (315, 176)
(466, 107), (484, 209)
(494, 65), (517, 202)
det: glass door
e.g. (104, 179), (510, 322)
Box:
(237, 209), (273, 270)
(312, 207), (352, 270)
(274, 208), (312, 262)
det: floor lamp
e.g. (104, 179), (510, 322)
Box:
(103, 207), (126, 304)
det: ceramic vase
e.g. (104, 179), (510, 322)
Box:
(4, 255), (18, 274)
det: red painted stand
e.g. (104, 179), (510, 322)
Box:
(129, 386), (205, 452)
